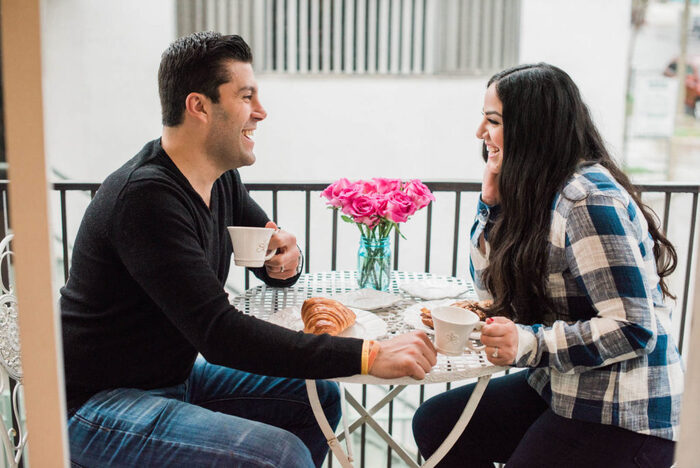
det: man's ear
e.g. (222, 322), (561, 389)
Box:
(184, 92), (209, 123)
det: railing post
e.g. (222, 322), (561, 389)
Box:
(676, 191), (700, 465)
(679, 193), (699, 354)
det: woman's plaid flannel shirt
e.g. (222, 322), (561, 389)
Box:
(470, 163), (683, 441)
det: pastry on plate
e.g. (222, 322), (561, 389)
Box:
(301, 297), (356, 336)
(420, 300), (493, 329)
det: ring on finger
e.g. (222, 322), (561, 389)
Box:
(491, 346), (499, 358)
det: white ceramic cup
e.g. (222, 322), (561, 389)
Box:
(227, 226), (278, 268)
(431, 305), (486, 356)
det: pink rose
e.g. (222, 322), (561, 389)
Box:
(373, 178), (402, 194)
(403, 180), (435, 210)
(372, 194), (389, 219)
(385, 191), (417, 223)
(342, 194), (379, 228)
(321, 178), (353, 207)
(359, 179), (378, 194)
(334, 183), (364, 210)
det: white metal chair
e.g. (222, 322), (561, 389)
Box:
(0, 234), (27, 467)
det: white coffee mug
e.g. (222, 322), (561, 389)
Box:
(227, 226), (278, 268)
(431, 305), (486, 356)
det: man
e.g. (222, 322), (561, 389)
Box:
(61, 32), (436, 467)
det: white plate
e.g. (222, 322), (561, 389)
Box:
(402, 300), (481, 340)
(330, 289), (402, 311)
(399, 280), (469, 300)
(268, 306), (388, 340)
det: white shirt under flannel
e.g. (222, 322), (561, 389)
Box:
(470, 163), (683, 441)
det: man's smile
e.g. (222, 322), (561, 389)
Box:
(242, 129), (255, 141)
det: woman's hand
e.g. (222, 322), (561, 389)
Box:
(481, 156), (501, 206)
(480, 317), (518, 366)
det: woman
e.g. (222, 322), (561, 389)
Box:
(412, 63), (683, 467)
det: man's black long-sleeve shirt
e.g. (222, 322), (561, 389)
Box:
(61, 139), (362, 410)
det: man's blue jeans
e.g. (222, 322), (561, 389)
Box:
(67, 357), (341, 467)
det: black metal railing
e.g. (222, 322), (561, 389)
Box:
(1, 180), (698, 467)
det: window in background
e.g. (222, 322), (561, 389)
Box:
(175, 0), (521, 75)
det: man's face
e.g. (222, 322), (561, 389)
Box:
(205, 60), (267, 170)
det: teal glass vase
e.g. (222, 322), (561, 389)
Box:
(357, 235), (392, 291)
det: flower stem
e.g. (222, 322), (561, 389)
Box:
(358, 234), (391, 291)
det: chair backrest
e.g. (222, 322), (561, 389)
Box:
(0, 233), (26, 468)
(0, 234), (21, 381)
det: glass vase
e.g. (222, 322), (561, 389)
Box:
(357, 235), (392, 291)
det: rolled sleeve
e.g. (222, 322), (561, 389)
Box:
(469, 196), (500, 299)
(514, 325), (538, 366)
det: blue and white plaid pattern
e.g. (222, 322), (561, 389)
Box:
(470, 164), (683, 441)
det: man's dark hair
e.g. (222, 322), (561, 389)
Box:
(158, 31), (252, 127)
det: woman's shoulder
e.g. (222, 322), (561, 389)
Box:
(556, 163), (631, 212)
(552, 164), (637, 227)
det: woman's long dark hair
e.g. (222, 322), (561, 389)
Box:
(482, 63), (677, 325)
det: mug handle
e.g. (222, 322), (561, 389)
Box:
(465, 321), (486, 352)
(264, 248), (278, 261)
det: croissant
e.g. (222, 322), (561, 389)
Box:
(301, 297), (356, 336)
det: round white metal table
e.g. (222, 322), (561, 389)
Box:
(232, 271), (506, 468)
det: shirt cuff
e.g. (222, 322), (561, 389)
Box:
(477, 196), (501, 221)
(515, 325), (537, 365)
(471, 197), (502, 250)
(293, 245), (304, 275)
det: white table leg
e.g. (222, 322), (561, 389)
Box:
(339, 383), (355, 462)
(422, 375), (492, 468)
(307, 375), (492, 468)
(305, 380), (354, 468)
(338, 385), (406, 439)
(342, 391), (420, 468)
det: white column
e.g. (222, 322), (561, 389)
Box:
(377, 0), (389, 73)
(275, 0), (286, 72)
(411, 0), (424, 73)
(356, 0), (366, 74)
(321, 0), (331, 72)
(299, 0), (309, 72)
(332, 0), (342, 73)
(400, 0), (412, 74)
(1, 0), (69, 465)
(367, 0), (378, 73)
(310, 0), (320, 73)
(389, 0), (401, 73)
(287, 0), (298, 73)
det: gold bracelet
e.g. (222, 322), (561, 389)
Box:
(361, 340), (370, 374)
(367, 340), (380, 372)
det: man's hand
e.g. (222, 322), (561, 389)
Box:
(369, 331), (437, 380)
(263, 221), (300, 279)
(480, 317), (518, 366)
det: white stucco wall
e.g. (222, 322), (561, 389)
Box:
(245, 0), (632, 182)
(39, 0), (633, 279)
(41, 0), (631, 183)
(245, 75), (486, 182)
(41, 0), (175, 180)
(519, 0), (631, 161)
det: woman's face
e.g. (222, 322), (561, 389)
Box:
(476, 83), (504, 172)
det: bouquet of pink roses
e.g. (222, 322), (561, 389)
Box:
(321, 178), (435, 289)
